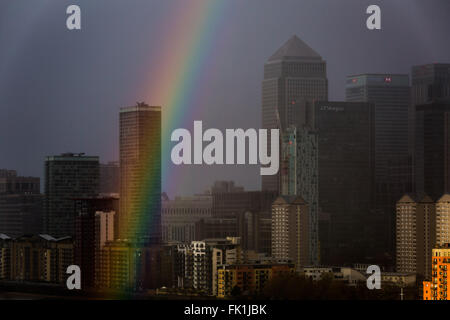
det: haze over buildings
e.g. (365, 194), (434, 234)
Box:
(1, 1), (450, 196)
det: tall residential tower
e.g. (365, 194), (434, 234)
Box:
(119, 103), (161, 243)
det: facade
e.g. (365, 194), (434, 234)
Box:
(0, 171), (42, 237)
(0, 170), (40, 194)
(194, 213), (272, 256)
(0, 169), (17, 179)
(412, 63), (450, 106)
(119, 103), (161, 242)
(381, 272), (416, 287)
(195, 217), (238, 240)
(396, 195), (436, 279)
(396, 194), (436, 278)
(436, 194), (450, 246)
(0, 194), (43, 238)
(74, 197), (117, 288)
(174, 238), (242, 295)
(9, 234), (73, 284)
(44, 153), (99, 237)
(0, 234), (12, 280)
(212, 190), (277, 218)
(423, 245), (450, 300)
(217, 263), (295, 298)
(280, 126), (297, 196)
(262, 35), (328, 193)
(346, 74), (412, 260)
(279, 126), (318, 264)
(99, 161), (119, 195)
(313, 101), (374, 265)
(411, 63), (450, 171)
(173, 243), (194, 289)
(295, 127), (318, 264)
(239, 212), (272, 255)
(346, 74), (411, 180)
(97, 240), (170, 291)
(211, 190), (277, 254)
(415, 102), (450, 199)
(301, 266), (367, 286)
(96, 211), (115, 248)
(271, 196), (309, 268)
(161, 194), (212, 243)
(210, 181), (244, 194)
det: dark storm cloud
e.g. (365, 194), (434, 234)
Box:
(0, 0), (449, 196)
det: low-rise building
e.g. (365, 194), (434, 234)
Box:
(381, 272), (416, 287)
(97, 240), (170, 291)
(217, 263), (295, 298)
(301, 266), (367, 286)
(173, 237), (242, 295)
(9, 234), (73, 284)
(423, 245), (450, 300)
(271, 196), (309, 269)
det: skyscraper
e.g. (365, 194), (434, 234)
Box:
(276, 116), (319, 264)
(346, 74), (411, 185)
(262, 35), (328, 192)
(99, 161), (119, 195)
(415, 102), (450, 199)
(271, 195), (309, 269)
(411, 64), (450, 191)
(44, 153), (99, 237)
(412, 64), (450, 106)
(346, 74), (412, 259)
(280, 126), (297, 196)
(313, 101), (374, 264)
(295, 126), (318, 264)
(119, 103), (161, 242)
(396, 194), (435, 278)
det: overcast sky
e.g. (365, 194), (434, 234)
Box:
(0, 0), (449, 197)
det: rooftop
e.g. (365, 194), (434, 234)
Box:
(268, 35), (322, 62)
(120, 102), (161, 113)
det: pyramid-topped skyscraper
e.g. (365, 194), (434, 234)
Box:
(268, 35), (322, 62)
(261, 35), (327, 191)
(262, 35), (328, 265)
(262, 35), (328, 142)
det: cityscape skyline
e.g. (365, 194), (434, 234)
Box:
(1, 0), (450, 302)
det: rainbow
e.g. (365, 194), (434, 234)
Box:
(113, 0), (232, 298)
(142, 0), (230, 187)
